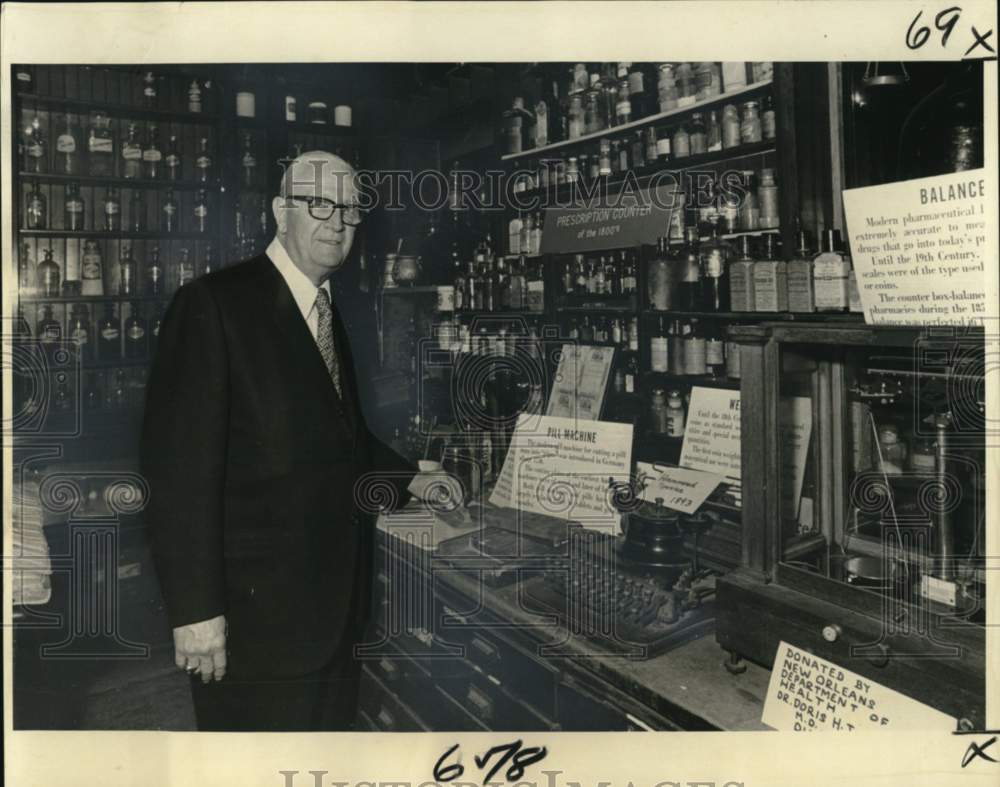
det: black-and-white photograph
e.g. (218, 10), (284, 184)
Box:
(3, 2), (997, 786)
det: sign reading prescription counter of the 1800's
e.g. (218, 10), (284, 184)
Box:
(843, 169), (993, 325)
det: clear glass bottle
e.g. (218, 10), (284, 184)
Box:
(728, 235), (756, 312)
(650, 316), (669, 372)
(647, 236), (674, 310)
(165, 134), (182, 181)
(740, 100), (763, 144)
(142, 70), (157, 107)
(162, 188), (179, 232)
(721, 103), (741, 149)
(678, 227), (702, 310)
(683, 318), (708, 376)
(128, 188), (146, 232)
(122, 123), (142, 179)
(18, 243), (35, 296)
(700, 219), (731, 312)
(671, 124), (690, 158)
(25, 179), (46, 229)
(645, 127), (658, 164)
(738, 170), (760, 231)
(786, 229), (815, 313)
(68, 304), (92, 361)
(124, 303), (148, 360)
(81, 239), (104, 296)
(241, 132), (257, 188)
(675, 63), (697, 106)
(584, 88), (603, 134)
(147, 245), (163, 296)
(666, 390), (686, 436)
(98, 302), (121, 361)
(650, 387), (669, 435)
(188, 79), (202, 113)
(707, 110), (722, 152)
(722, 62), (747, 91)
(567, 93), (585, 139)
(87, 111), (115, 177)
(752, 232), (788, 313)
(143, 125), (162, 179)
(195, 137), (212, 183)
(37, 249), (61, 297)
(103, 186), (121, 232)
(758, 167), (780, 229)
(119, 244), (137, 295)
(24, 116), (46, 173)
(615, 78), (632, 125)
(657, 63), (678, 111)
(813, 228), (850, 312)
(694, 62), (722, 100)
(176, 247), (195, 290)
(194, 189), (209, 233)
(688, 112), (708, 155)
(598, 138), (612, 176)
(64, 182), (85, 231)
(55, 113), (80, 175)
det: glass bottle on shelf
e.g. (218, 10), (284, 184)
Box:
(678, 226), (702, 310)
(64, 182), (85, 231)
(55, 114), (80, 175)
(649, 388), (669, 435)
(165, 134), (182, 181)
(147, 245), (163, 296)
(176, 247), (195, 290)
(671, 124), (690, 158)
(124, 303), (148, 360)
(675, 63), (697, 106)
(683, 318), (707, 376)
(752, 232), (787, 312)
(700, 220), (731, 312)
(624, 354), (639, 394)
(241, 132), (257, 188)
(143, 125), (162, 179)
(584, 87), (603, 134)
(647, 236), (674, 310)
(87, 111), (115, 177)
(628, 317), (640, 351)
(650, 316), (669, 372)
(728, 234), (756, 312)
(598, 138), (612, 176)
(194, 189), (209, 233)
(630, 130), (646, 170)
(615, 78), (632, 125)
(68, 304), (92, 362)
(37, 249), (61, 297)
(567, 93), (585, 139)
(195, 137), (212, 183)
(695, 62), (722, 100)
(721, 104), (740, 149)
(142, 71), (157, 108)
(813, 228), (850, 313)
(162, 188), (179, 232)
(83, 373), (102, 410)
(758, 168), (780, 229)
(103, 186), (121, 232)
(151, 304), (165, 347)
(688, 112), (708, 155)
(761, 94), (777, 141)
(129, 189), (146, 232)
(722, 62), (747, 91)
(508, 213), (523, 256)
(202, 242), (217, 277)
(81, 240), (104, 296)
(668, 319), (685, 376)
(704, 321), (726, 376)
(25, 179), (46, 229)
(530, 211), (543, 255)
(18, 243), (35, 296)
(122, 123), (142, 179)
(37, 304), (62, 344)
(188, 79), (202, 113)
(740, 100), (763, 144)
(119, 243), (137, 295)
(657, 63), (678, 111)
(24, 116), (46, 173)
(666, 391), (686, 437)
(786, 229), (815, 313)
(698, 180), (720, 237)
(628, 63), (649, 118)
(738, 170), (760, 231)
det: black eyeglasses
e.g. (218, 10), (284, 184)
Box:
(285, 196), (366, 226)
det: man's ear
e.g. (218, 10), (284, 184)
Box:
(272, 196), (286, 235)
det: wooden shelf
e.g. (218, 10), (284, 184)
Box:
(19, 230), (217, 241)
(641, 371), (739, 389)
(502, 80), (774, 161)
(19, 294), (165, 305)
(16, 92), (221, 123)
(18, 172), (220, 191)
(642, 309), (792, 321)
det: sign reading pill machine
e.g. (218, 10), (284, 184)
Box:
(843, 169), (993, 325)
(539, 178), (684, 254)
(762, 641), (956, 731)
(490, 414), (633, 530)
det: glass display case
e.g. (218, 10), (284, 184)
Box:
(717, 321), (986, 728)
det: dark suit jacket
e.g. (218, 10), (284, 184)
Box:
(141, 254), (414, 678)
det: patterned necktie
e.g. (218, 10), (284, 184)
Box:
(314, 287), (343, 398)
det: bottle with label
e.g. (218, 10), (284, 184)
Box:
(194, 189), (209, 233)
(647, 236), (673, 310)
(666, 390), (686, 437)
(241, 132), (257, 188)
(147, 246), (163, 296)
(530, 211), (543, 256)
(165, 134), (182, 181)
(508, 256), (526, 310)
(88, 111), (115, 176)
(103, 186), (121, 232)
(98, 304), (120, 361)
(624, 354), (638, 393)
(813, 228), (850, 312)
(700, 220), (730, 312)
(683, 318), (708, 376)
(628, 317), (639, 352)
(786, 230), (815, 313)
(118, 244), (137, 296)
(37, 249), (61, 297)
(726, 339), (742, 379)
(707, 111), (722, 152)
(25, 180), (46, 229)
(752, 232), (788, 312)
(758, 168), (779, 229)
(668, 319), (685, 376)
(721, 104), (741, 149)
(143, 125), (162, 179)
(689, 113), (708, 156)
(162, 188), (179, 232)
(598, 138), (612, 176)
(761, 94), (777, 141)
(672, 123), (690, 159)
(650, 316), (669, 372)
(630, 130), (646, 170)
(37, 305), (62, 345)
(678, 227), (702, 310)
(728, 234), (756, 312)
(846, 239), (863, 314)
(195, 137), (212, 183)
(527, 258), (545, 312)
(649, 388), (669, 435)
(507, 213), (523, 256)
(142, 71), (157, 108)
(704, 320), (726, 376)
(24, 116), (46, 173)
(740, 100), (763, 144)
(68, 304), (92, 362)
(64, 182), (85, 231)
(80, 240), (104, 296)
(188, 79), (202, 113)
(128, 189), (146, 232)
(176, 248), (195, 290)
(125, 303), (148, 360)
(122, 123), (142, 179)
(55, 114), (80, 175)
(738, 170), (760, 231)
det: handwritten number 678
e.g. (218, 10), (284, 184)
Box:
(433, 740), (548, 783)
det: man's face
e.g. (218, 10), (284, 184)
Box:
(275, 158), (358, 280)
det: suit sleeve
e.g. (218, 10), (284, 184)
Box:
(141, 281), (229, 629)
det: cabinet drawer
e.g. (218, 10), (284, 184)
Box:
(436, 668), (556, 731)
(358, 665), (431, 731)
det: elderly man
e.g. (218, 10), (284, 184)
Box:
(142, 151), (421, 731)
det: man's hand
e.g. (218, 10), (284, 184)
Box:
(174, 615), (227, 683)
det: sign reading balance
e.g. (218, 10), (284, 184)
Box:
(539, 178), (683, 254)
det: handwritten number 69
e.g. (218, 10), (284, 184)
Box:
(906, 7), (963, 50)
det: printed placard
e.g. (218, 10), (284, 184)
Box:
(678, 386), (742, 480)
(635, 461), (724, 514)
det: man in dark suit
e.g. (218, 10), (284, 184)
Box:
(141, 151), (435, 731)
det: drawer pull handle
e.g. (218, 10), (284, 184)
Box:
(471, 636), (499, 662)
(379, 658), (399, 680)
(466, 684), (494, 721)
(376, 706), (396, 731)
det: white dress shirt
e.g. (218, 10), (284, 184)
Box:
(266, 236), (330, 342)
